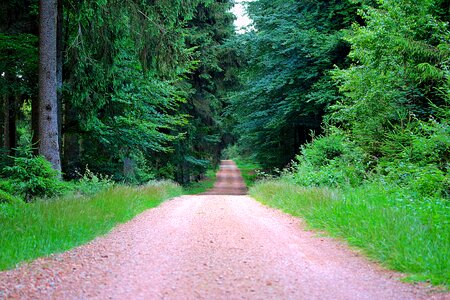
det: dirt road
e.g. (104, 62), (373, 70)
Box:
(0, 161), (446, 299)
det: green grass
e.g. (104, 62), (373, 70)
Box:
(251, 180), (450, 287)
(183, 169), (217, 194)
(234, 159), (260, 187)
(0, 181), (182, 270)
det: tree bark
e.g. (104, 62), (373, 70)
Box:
(56, 0), (63, 152)
(31, 96), (40, 154)
(3, 94), (17, 156)
(123, 157), (136, 181)
(38, 0), (61, 173)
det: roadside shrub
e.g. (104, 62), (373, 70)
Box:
(72, 166), (114, 195)
(379, 115), (450, 198)
(379, 162), (448, 198)
(5, 153), (62, 201)
(289, 131), (368, 188)
(302, 134), (346, 167)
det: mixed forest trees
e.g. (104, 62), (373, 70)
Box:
(230, 0), (449, 189)
(0, 0), (237, 188)
(229, 0), (359, 168)
(1, 0), (449, 200)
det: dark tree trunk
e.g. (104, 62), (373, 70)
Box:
(3, 94), (17, 155)
(31, 96), (40, 154)
(38, 0), (61, 173)
(62, 97), (81, 178)
(123, 157), (136, 181)
(56, 0), (63, 152)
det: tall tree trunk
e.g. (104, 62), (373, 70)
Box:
(3, 94), (17, 156)
(62, 100), (81, 178)
(56, 0), (63, 152)
(31, 96), (40, 154)
(38, 0), (61, 173)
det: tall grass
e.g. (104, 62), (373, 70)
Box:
(0, 181), (182, 270)
(251, 180), (450, 286)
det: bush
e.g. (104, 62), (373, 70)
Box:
(302, 134), (346, 167)
(5, 153), (63, 201)
(289, 131), (368, 188)
(71, 166), (114, 195)
(378, 115), (450, 198)
(0, 179), (14, 195)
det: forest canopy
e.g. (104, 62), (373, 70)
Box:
(0, 0), (238, 188)
(0, 0), (449, 204)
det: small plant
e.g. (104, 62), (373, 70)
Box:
(74, 165), (114, 195)
(4, 145), (62, 201)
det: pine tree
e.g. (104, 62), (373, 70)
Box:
(38, 0), (61, 172)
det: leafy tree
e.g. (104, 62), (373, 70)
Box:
(170, 0), (238, 183)
(332, 0), (450, 157)
(229, 0), (359, 168)
(61, 0), (202, 180)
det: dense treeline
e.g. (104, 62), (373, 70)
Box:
(0, 0), (236, 199)
(229, 0), (360, 168)
(230, 0), (449, 192)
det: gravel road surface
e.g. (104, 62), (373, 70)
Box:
(0, 161), (447, 299)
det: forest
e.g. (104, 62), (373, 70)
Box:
(1, 0), (449, 288)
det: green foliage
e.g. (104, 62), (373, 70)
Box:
(0, 181), (183, 270)
(70, 166), (115, 195)
(331, 0), (450, 155)
(64, 0), (194, 178)
(168, 0), (238, 183)
(228, 0), (359, 168)
(59, 0), (237, 182)
(281, 0), (450, 209)
(0, 33), (38, 96)
(288, 130), (367, 188)
(251, 180), (450, 286)
(0, 189), (22, 204)
(4, 148), (62, 201)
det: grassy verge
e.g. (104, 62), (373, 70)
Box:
(234, 159), (260, 187)
(0, 181), (182, 271)
(251, 180), (450, 286)
(183, 169), (217, 195)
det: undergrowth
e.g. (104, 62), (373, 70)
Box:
(251, 180), (450, 286)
